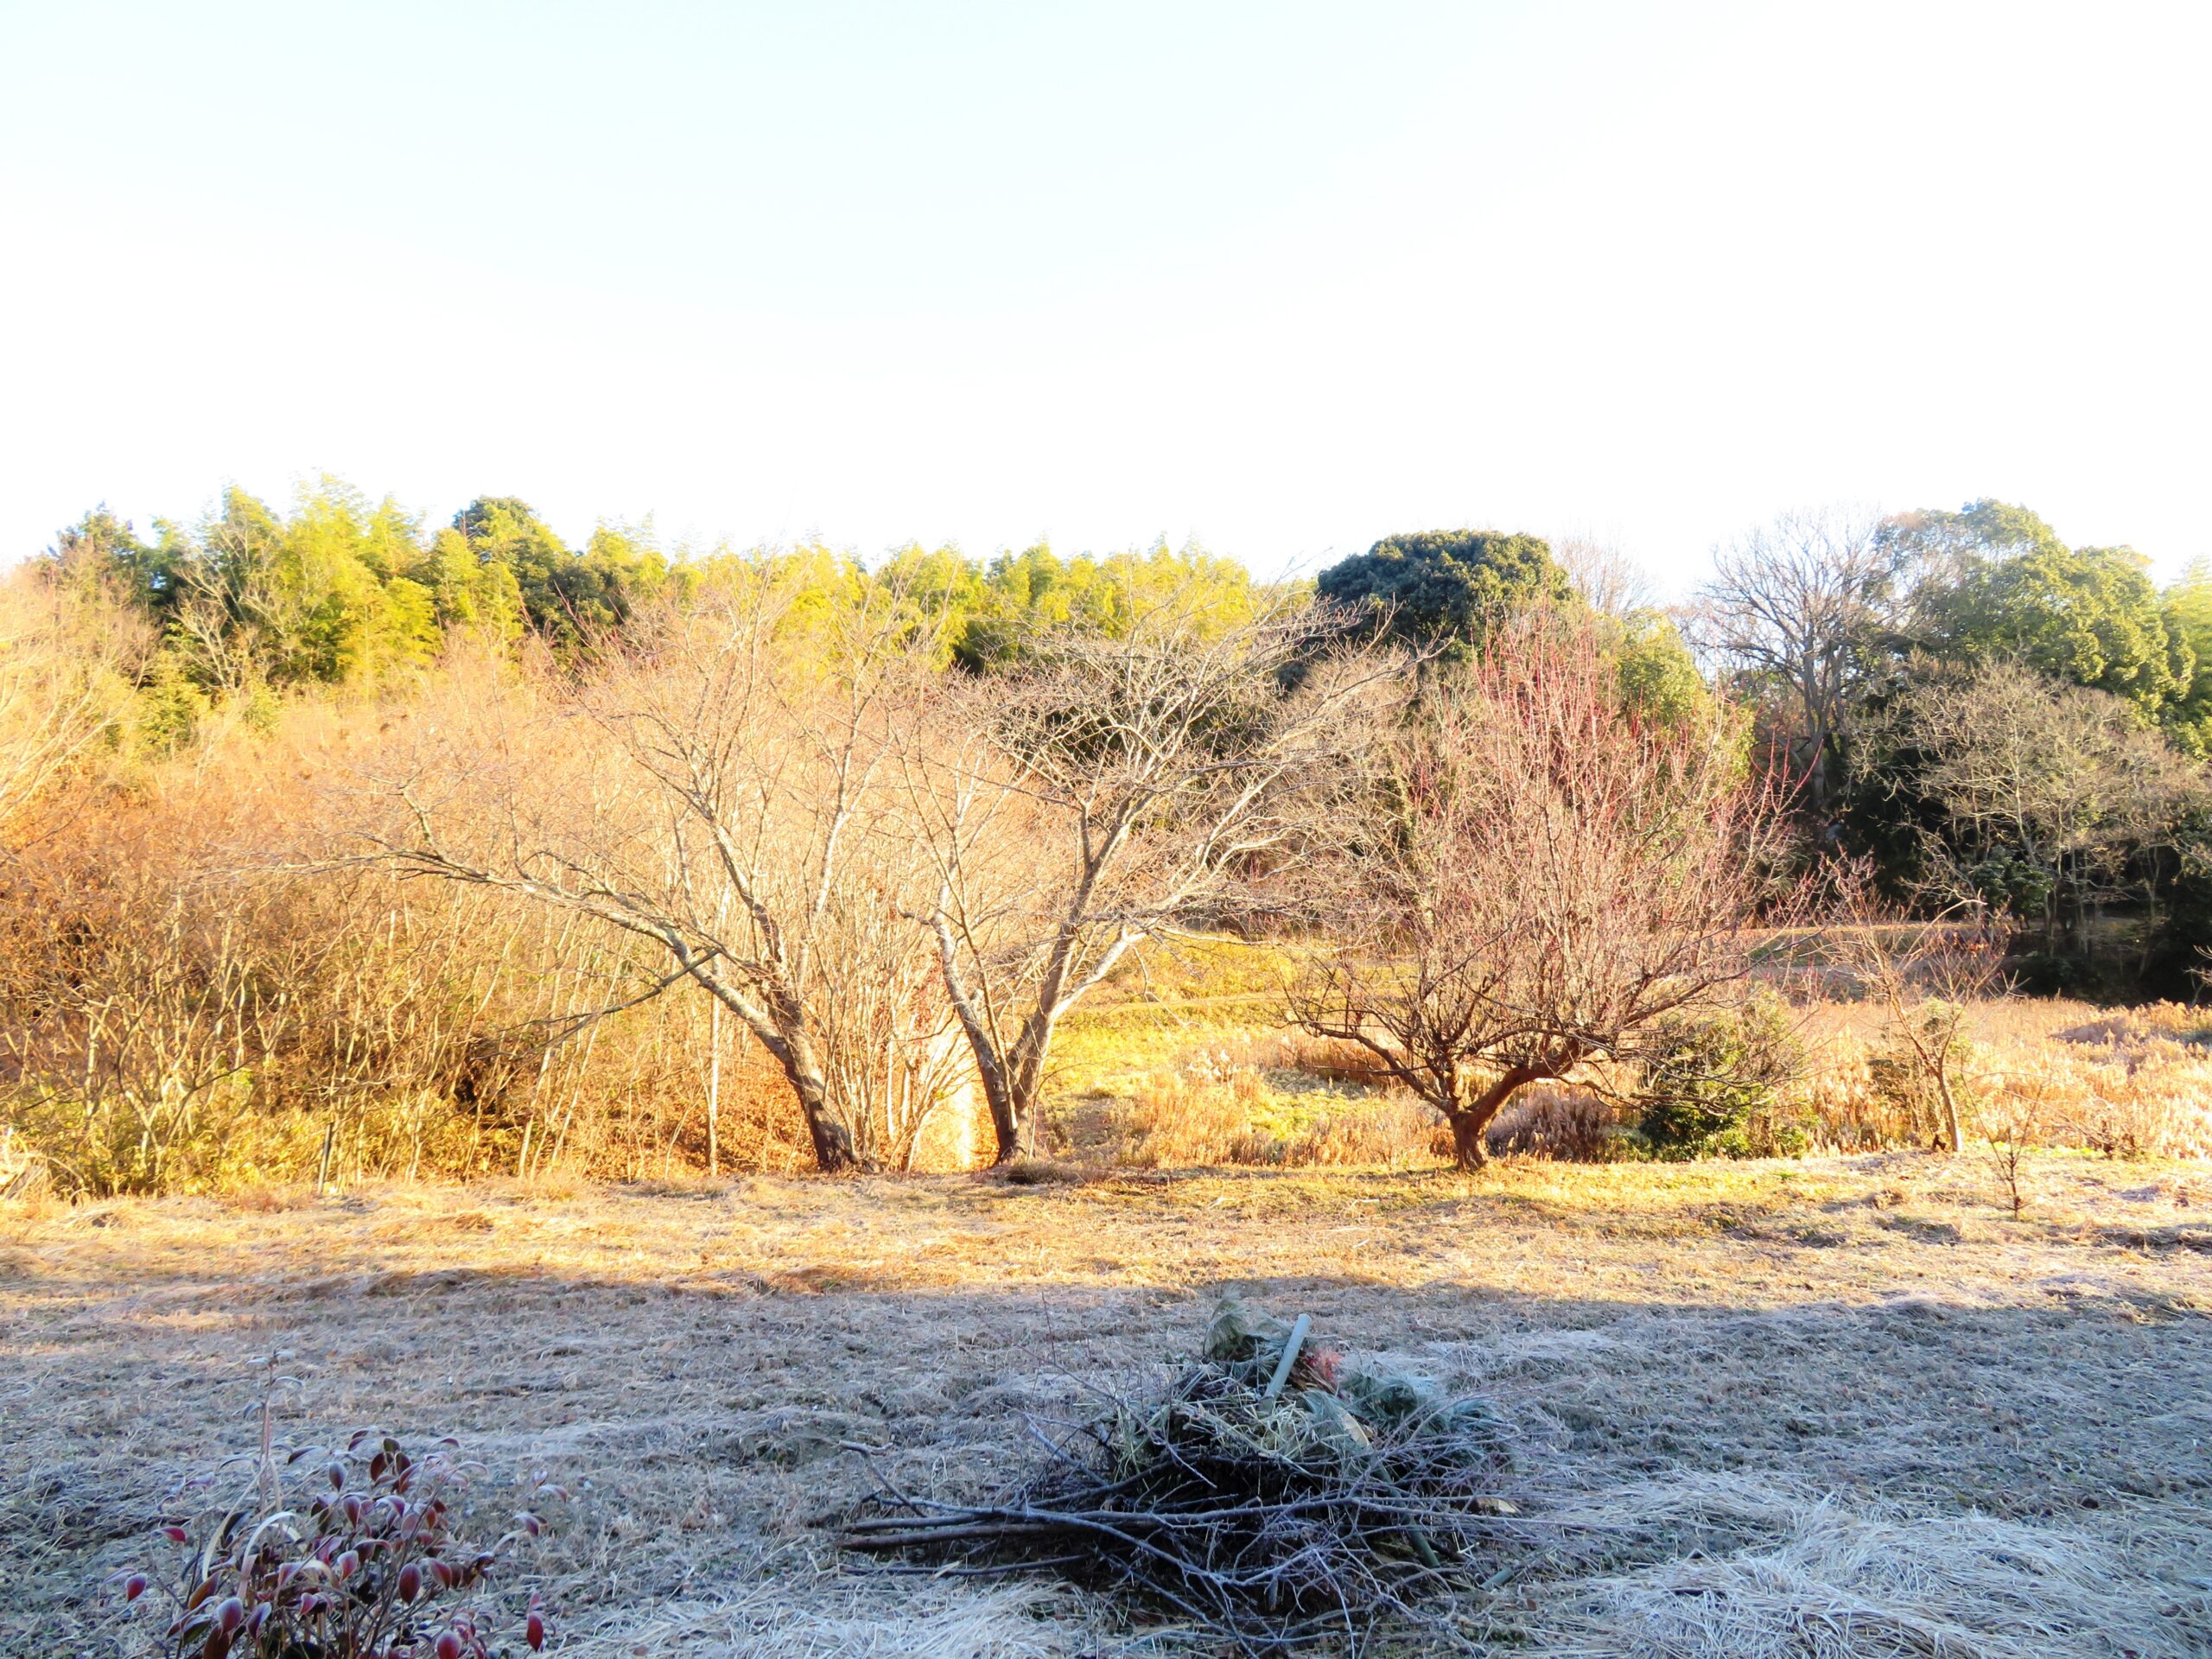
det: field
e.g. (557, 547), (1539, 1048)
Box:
(8, 1150), (2211, 1656)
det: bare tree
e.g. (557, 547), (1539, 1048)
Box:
(0, 571), (134, 844)
(1979, 1086), (2035, 1216)
(1287, 615), (1794, 1169)
(1823, 867), (2010, 1154)
(1859, 661), (2206, 954)
(1694, 507), (1901, 825)
(362, 572), (956, 1173)
(1554, 534), (1657, 620)
(904, 594), (1397, 1163)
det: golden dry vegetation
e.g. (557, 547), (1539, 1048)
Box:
(1040, 979), (2212, 1171)
(7, 1150), (2209, 1656)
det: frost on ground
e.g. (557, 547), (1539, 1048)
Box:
(3, 1155), (2208, 1656)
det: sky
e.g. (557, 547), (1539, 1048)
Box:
(3, 1), (2208, 592)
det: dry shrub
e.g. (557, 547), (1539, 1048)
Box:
(0, 569), (144, 839)
(0, 697), (820, 1194)
(1109, 1051), (1440, 1170)
(1111, 1039), (1646, 1170)
(1113, 1069), (1267, 1168)
(1271, 1032), (1399, 1090)
(1276, 1096), (1440, 1166)
(1793, 999), (2212, 1158)
(1484, 1084), (1629, 1161)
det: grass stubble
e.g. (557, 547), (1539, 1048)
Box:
(3, 1155), (2209, 1656)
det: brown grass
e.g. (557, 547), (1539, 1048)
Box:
(1797, 998), (2212, 1158)
(4, 1154), (2209, 1655)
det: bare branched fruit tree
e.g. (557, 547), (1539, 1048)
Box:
(1288, 616), (1796, 1169)
(362, 571), (956, 1173)
(903, 594), (1399, 1163)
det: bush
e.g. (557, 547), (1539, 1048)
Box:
(1637, 999), (1805, 1159)
(1485, 1085), (1628, 1161)
(1867, 999), (1980, 1146)
(120, 1429), (559, 1659)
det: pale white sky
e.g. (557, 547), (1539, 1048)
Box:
(3, 1), (2207, 589)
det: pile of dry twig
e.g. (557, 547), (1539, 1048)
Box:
(838, 1298), (1522, 1651)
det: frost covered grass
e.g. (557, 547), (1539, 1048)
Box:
(5, 1154), (2209, 1654)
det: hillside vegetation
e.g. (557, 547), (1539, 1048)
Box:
(5, 487), (2210, 1196)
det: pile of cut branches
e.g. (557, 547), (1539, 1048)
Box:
(839, 1298), (1522, 1650)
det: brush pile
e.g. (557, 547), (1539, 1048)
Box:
(839, 1297), (1522, 1649)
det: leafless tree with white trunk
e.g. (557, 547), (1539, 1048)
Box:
(1554, 535), (1658, 620)
(902, 594), (1400, 1163)
(360, 572), (957, 1173)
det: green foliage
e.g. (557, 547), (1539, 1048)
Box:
(1885, 498), (2069, 569)
(1906, 500), (2190, 719)
(54, 480), (480, 698)
(50, 504), (175, 603)
(2160, 561), (2212, 757)
(949, 538), (1255, 668)
(1315, 529), (1571, 654)
(408, 526), (524, 638)
(452, 495), (672, 643)
(132, 653), (212, 754)
(1637, 997), (1804, 1159)
(1608, 609), (1708, 728)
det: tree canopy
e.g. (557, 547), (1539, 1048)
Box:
(1315, 530), (1572, 653)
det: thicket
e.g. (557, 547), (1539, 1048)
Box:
(2, 482), (2207, 1194)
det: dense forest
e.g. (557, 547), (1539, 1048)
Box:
(2, 480), (2207, 1194)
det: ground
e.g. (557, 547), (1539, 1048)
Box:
(6, 1155), (2210, 1656)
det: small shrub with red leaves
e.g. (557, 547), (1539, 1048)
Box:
(116, 1430), (559, 1658)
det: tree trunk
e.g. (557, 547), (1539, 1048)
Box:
(791, 1067), (860, 1172)
(982, 1014), (1061, 1164)
(927, 914), (1027, 1165)
(1446, 1109), (1490, 1170)
(986, 1084), (1024, 1165)
(1932, 1056), (1963, 1156)
(689, 968), (862, 1174)
(1442, 1065), (1538, 1171)
(741, 1003), (860, 1173)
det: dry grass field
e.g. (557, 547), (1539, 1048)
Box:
(7, 1153), (2211, 1656)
